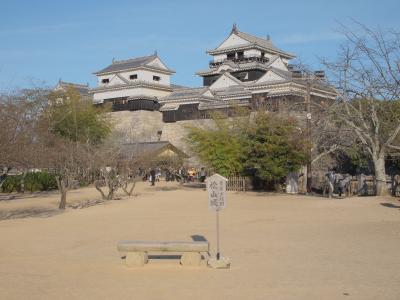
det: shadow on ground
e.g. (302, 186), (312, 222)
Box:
(144, 186), (181, 192)
(0, 191), (57, 201)
(0, 207), (62, 220)
(380, 202), (400, 209)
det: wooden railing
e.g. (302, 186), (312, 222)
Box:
(227, 176), (247, 192)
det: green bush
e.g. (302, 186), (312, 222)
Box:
(1, 175), (20, 193)
(1, 172), (58, 193)
(36, 172), (58, 191)
(25, 173), (41, 192)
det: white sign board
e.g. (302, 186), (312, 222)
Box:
(206, 174), (228, 211)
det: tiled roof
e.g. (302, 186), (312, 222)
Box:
(236, 31), (293, 57)
(196, 55), (281, 76)
(94, 54), (175, 75)
(212, 85), (251, 98)
(159, 87), (211, 101)
(208, 29), (295, 59)
(171, 83), (189, 90)
(57, 81), (89, 95)
(120, 141), (188, 159)
(269, 67), (293, 80)
(89, 80), (173, 93)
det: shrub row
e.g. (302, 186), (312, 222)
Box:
(1, 172), (58, 193)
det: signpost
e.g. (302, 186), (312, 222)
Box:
(206, 173), (228, 261)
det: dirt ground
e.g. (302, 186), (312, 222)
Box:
(0, 181), (399, 300)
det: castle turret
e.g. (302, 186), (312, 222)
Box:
(196, 24), (296, 87)
(90, 54), (175, 111)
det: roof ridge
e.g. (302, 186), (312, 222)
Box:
(236, 30), (268, 42)
(222, 72), (245, 84)
(112, 54), (156, 65)
(173, 86), (208, 91)
(270, 66), (292, 77)
(59, 81), (89, 87)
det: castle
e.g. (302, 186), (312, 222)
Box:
(59, 25), (336, 161)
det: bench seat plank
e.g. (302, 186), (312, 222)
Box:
(117, 240), (209, 252)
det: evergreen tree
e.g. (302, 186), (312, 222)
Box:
(241, 113), (307, 181)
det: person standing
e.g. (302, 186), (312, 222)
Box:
(150, 169), (156, 186)
(200, 167), (207, 182)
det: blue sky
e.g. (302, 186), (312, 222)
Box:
(0, 0), (399, 91)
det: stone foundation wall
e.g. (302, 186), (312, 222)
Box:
(110, 111), (215, 166)
(110, 111), (164, 143)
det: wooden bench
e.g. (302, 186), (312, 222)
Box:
(117, 240), (209, 267)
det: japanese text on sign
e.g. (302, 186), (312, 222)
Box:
(207, 174), (227, 211)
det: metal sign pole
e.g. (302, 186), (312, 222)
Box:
(216, 209), (220, 260)
(207, 174), (230, 268)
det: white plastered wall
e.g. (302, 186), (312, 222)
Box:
(93, 87), (172, 102)
(97, 69), (171, 87)
(209, 74), (240, 90)
(213, 54), (226, 62)
(217, 33), (249, 49)
(269, 57), (288, 71)
(256, 70), (286, 83)
(244, 49), (261, 57)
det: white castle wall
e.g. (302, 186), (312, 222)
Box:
(93, 87), (171, 103)
(98, 70), (171, 86)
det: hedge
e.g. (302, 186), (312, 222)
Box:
(1, 172), (58, 193)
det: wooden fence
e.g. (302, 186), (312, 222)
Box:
(227, 176), (247, 192)
(313, 173), (396, 197)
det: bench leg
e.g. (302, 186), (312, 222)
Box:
(125, 252), (148, 267)
(180, 252), (201, 266)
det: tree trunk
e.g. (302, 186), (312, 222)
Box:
(20, 170), (27, 194)
(122, 181), (136, 196)
(56, 176), (68, 209)
(105, 176), (114, 200)
(94, 180), (107, 200)
(107, 182), (114, 200)
(373, 153), (387, 196)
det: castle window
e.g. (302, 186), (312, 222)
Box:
(129, 74), (137, 80)
(153, 75), (161, 81)
(227, 52), (235, 60)
(102, 78), (109, 84)
(237, 51), (244, 59)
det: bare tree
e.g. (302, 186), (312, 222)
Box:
(90, 134), (140, 200)
(322, 21), (400, 195)
(36, 87), (113, 208)
(0, 88), (48, 190)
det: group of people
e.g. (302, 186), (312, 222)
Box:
(177, 167), (207, 183)
(324, 171), (353, 198)
(139, 167), (208, 186)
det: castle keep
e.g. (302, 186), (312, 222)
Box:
(62, 26), (337, 155)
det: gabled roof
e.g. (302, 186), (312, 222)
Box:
(209, 72), (244, 90)
(120, 141), (188, 159)
(196, 61), (269, 76)
(159, 87), (215, 103)
(55, 80), (90, 95)
(212, 85), (251, 98)
(196, 55), (288, 77)
(207, 26), (295, 59)
(93, 54), (175, 75)
(171, 83), (189, 90)
(89, 80), (173, 93)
